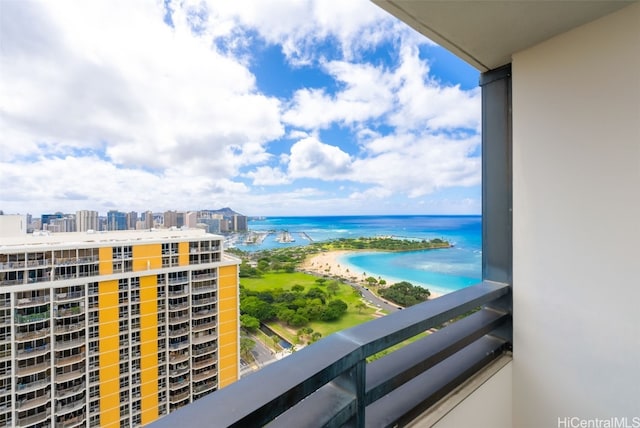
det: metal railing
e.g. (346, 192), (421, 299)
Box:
(151, 281), (511, 428)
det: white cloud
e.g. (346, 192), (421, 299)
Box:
(282, 42), (480, 133)
(0, 0), (481, 216)
(191, 0), (403, 64)
(349, 187), (393, 200)
(352, 132), (480, 197)
(0, 0), (283, 173)
(288, 137), (352, 179)
(389, 44), (481, 131)
(283, 60), (394, 129)
(246, 166), (291, 185)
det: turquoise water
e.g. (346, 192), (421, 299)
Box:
(235, 216), (481, 295)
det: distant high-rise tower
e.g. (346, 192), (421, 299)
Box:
(185, 212), (197, 228)
(48, 216), (76, 232)
(107, 210), (127, 231)
(232, 215), (248, 232)
(41, 212), (64, 228)
(76, 210), (99, 232)
(140, 211), (154, 229)
(163, 211), (178, 228)
(127, 211), (138, 230)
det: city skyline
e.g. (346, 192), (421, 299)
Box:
(0, 0), (481, 217)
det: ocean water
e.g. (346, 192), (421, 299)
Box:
(233, 216), (481, 295)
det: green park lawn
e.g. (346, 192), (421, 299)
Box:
(240, 272), (379, 343)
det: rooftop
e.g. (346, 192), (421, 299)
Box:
(0, 228), (219, 250)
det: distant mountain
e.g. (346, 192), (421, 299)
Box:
(201, 207), (244, 218)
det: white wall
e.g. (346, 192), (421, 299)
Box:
(431, 362), (512, 428)
(512, 3), (640, 427)
(0, 214), (27, 237)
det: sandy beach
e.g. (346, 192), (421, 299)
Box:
(299, 250), (443, 299)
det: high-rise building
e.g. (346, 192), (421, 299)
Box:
(0, 228), (240, 427)
(140, 211), (154, 230)
(76, 210), (99, 232)
(231, 215), (247, 232)
(196, 218), (221, 234)
(41, 213), (64, 228)
(175, 212), (185, 229)
(127, 212), (138, 230)
(107, 211), (127, 231)
(163, 211), (177, 229)
(47, 216), (76, 233)
(185, 212), (197, 229)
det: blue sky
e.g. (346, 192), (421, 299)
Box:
(0, 0), (481, 217)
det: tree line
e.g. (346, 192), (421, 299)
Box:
(378, 281), (431, 307)
(240, 282), (349, 330)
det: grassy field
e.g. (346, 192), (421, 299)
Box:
(240, 272), (379, 343)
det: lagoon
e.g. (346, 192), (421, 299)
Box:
(237, 215), (482, 295)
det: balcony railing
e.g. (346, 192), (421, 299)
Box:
(150, 281), (511, 428)
(17, 408), (51, 427)
(15, 311), (50, 324)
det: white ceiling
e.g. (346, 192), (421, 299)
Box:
(372, 1), (637, 71)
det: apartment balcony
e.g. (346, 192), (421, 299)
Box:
(191, 344), (216, 356)
(16, 327), (50, 342)
(55, 393), (86, 416)
(16, 406), (51, 427)
(191, 331), (216, 345)
(169, 364), (190, 378)
(152, 282), (511, 427)
(55, 411), (86, 428)
(0, 260), (27, 269)
(191, 356), (215, 370)
(16, 377), (51, 394)
(191, 308), (215, 319)
(167, 277), (189, 285)
(54, 322), (84, 335)
(56, 382), (85, 399)
(192, 369), (215, 383)
(16, 392), (51, 411)
(168, 288), (189, 298)
(168, 327), (189, 338)
(0, 278), (24, 285)
(54, 307), (84, 319)
(55, 337), (86, 352)
(16, 296), (50, 308)
(169, 350), (190, 364)
(168, 302), (189, 312)
(15, 311), (51, 324)
(54, 292), (84, 303)
(190, 284), (216, 294)
(56, 366), (85, 383)
(168, 314), (190, 325)
(16, 343), (50, 360)
(191, 296), (216, 306)
(191, 320), (216, 333)
(0, 298), (11, 308)
(55, 353), (85, 368)
(192, 380), (216, 395)
(0, 384), (10, 396)
(26, 259), (52, 268)
(53, 273), (77, 281)
(169, 376), (190, 390)
(169, 340), (189, 351)
(16, 359), (51, 376)
(191, 273), (217, 282)
(169, 389), (190, 404)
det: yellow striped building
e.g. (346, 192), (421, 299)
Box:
(0, 228), (240, 427)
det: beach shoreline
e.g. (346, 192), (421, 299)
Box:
(299, 250), (443, 299)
